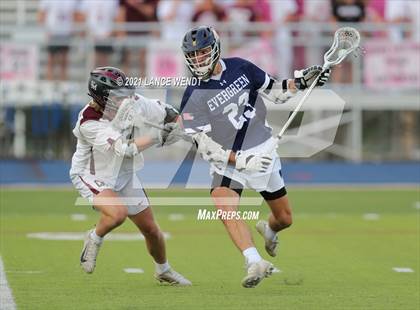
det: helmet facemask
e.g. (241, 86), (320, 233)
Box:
(184, 42), (220, 80)
(102, 88), (135, 121)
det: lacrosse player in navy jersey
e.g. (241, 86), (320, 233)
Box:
(179, 26), (330, 288)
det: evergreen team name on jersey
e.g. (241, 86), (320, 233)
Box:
(180, 57), (274, 151)
(207, 74), (250, 112)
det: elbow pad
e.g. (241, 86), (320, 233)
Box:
(260, 79), (296, 104)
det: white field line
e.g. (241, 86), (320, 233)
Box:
(168, 214), (185, 221)
(75, 197), (263, 206)
(392, 267), (414, 273)
(2, 183), (418, 190)
(124, 268), (144, 274)
(26, 232), (171, 241)
(363, 213), (380, 221)
(70, 214), (87, 221)
(6, 270), (43, 274)
(0, 256), (16, 310)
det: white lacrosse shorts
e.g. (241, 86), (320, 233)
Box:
(210, 137), (285, 193)
(72, 174), (150, 215)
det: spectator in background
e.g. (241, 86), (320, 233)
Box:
(330, 0), (365, 84)
(385, 0), (419, 159)
(331, 0), (366, 23)
(365, 0), (386, 37)
(226, 0), (259, 46)
(253, 0), (271, 23)
(76, 0), (119, 67)
(38, 0), (78, 80)
(367, 0), (385, 20)
(385, 0), (420, 42)
(214, 0), (235, 10)
(288, 0), (306, 71)
(330, 0), (382, 83)
(228, 0), (258, 23)
(303, 0), (331, 23)
(157, 0), (194, 41)
(192, 0), (226, 25)
(270, 0), (298, 78)
(118, 0), (159, 76)
(331, 0), (382, 31)
(294, 1), (331, 70)
(222, 0), (276, 75)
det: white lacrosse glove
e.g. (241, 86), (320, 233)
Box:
(192, 132), (230, 166)
(294, 65), (330, 90)
(235, 151), (273, 173)
(159, 122), (183, 146)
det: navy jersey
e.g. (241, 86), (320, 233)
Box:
(180, 57), (272, 152)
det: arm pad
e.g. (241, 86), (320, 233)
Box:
(260, 79), (296, 104)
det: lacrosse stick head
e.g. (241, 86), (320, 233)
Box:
(323, 27), (360, 69)
(109, 97), (136, 131)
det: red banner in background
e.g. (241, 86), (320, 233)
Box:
(0, 43), (39, 81)
(364, 41), (420, 90)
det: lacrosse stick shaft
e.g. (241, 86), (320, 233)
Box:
(140, 118), (193, 143)
(276, 69), (327, 139)
(271, 27), (360, 151)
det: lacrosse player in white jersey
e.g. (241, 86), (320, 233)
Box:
(69, 66), (190, 285)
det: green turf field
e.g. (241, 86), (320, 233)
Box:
(1, 188), (419, 310)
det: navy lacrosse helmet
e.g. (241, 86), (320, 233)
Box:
(181, 26), (221, 80)
(88, 66), (134, 110)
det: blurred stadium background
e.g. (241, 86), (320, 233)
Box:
(0, 0), (419, 184)
(0, 2), (419, 309)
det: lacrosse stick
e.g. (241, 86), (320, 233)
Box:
(275, 27), (360, 141)
(136, 114), (193, 143)
(110, 97), (135, 131)
(111, 97), (192, 143)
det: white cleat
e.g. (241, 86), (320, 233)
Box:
(256, 220), (278, 257)
(242, 260), (274, 288)
(155, 269), (192, 286)
(80, 229), (102, 274)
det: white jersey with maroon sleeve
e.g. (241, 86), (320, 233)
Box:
(69, 93), (167, 197)
(69, 103), (140, 192)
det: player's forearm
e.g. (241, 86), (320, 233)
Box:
(287, 79), (298, 93)
(260, 78), (297, 105)
(262, 67), (330, 105)
(228, 151), (236, 165)
(133, 136), (156, 151)
(111, 136), (154, 158)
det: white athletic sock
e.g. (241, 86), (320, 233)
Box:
(265, 224), (277, 241)
(155, 261), (171, 275)
(90, 230), (104, 244)
(242, 247), (262, 266)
